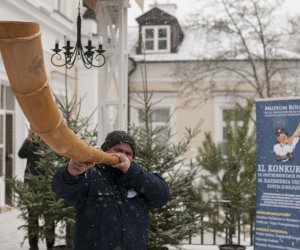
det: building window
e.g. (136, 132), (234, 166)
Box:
(138, 107), (170, 139)
(130, 93), (177, 143)
(142, 25), (170, 53)
(57, 0), (67, 13)
(222, 108), (244, 141)
(213, 93), (253, 143)
(56, 0), (72, 19)
(0, 83), (15, 111)
(0, 80), (15, 177)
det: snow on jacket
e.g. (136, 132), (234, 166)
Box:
(52, 162), (170, 250)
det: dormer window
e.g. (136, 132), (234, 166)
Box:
(142, 25), (170, 53)
(135, 7), (183, 55)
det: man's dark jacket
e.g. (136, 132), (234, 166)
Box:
(52, 162), (170, 250)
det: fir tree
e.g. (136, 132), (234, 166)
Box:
(197, 101), (256, 245)
(130, 85), (205, 249)
(8, 87), (97, 248)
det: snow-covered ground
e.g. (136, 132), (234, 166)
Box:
(0, 207), (253, 250)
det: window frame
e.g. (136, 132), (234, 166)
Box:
(214, 94), (251, 143)
(221, 108), (245, 141)
(142, 25), (171, 53)
(55, 0), (72, 19)
(130, 92), (177, 143)
(137, 107), (171, 139)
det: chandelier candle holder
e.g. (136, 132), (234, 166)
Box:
(51, 1), (106, 69)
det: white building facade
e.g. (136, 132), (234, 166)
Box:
(0, 0), (131, 209)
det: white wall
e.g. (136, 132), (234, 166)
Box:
(77, 66), (100, 130)
(0, 0), (78, 208)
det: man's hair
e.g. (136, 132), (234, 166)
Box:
(275, 127), (288, 137)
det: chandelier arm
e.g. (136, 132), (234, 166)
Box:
(51, 53), (68, 67)
(91, 54), (106, 67)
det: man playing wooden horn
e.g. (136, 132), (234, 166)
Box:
(52, 130), (170, 250)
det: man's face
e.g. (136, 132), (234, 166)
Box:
(106, 143), (134, 162)
(277, 133), (288, 144)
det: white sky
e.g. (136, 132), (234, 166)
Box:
(128, 0), (300, 26)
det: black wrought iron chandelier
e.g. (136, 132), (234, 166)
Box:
(51, 1), (106, 69)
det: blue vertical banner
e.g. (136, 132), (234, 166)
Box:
(255, 98), (300, 250)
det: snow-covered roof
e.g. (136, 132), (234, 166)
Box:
(127, 25), (300, 62)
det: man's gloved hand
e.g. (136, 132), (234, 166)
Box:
(67, 159), (95, 176)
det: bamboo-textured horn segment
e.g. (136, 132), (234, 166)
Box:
(0, 21), (119, 165)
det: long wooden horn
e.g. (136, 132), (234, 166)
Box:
(0, 21), (119, 165)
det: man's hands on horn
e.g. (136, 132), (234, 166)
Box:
(67, 151), (130, 176)
(67, 159), (96, 176)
